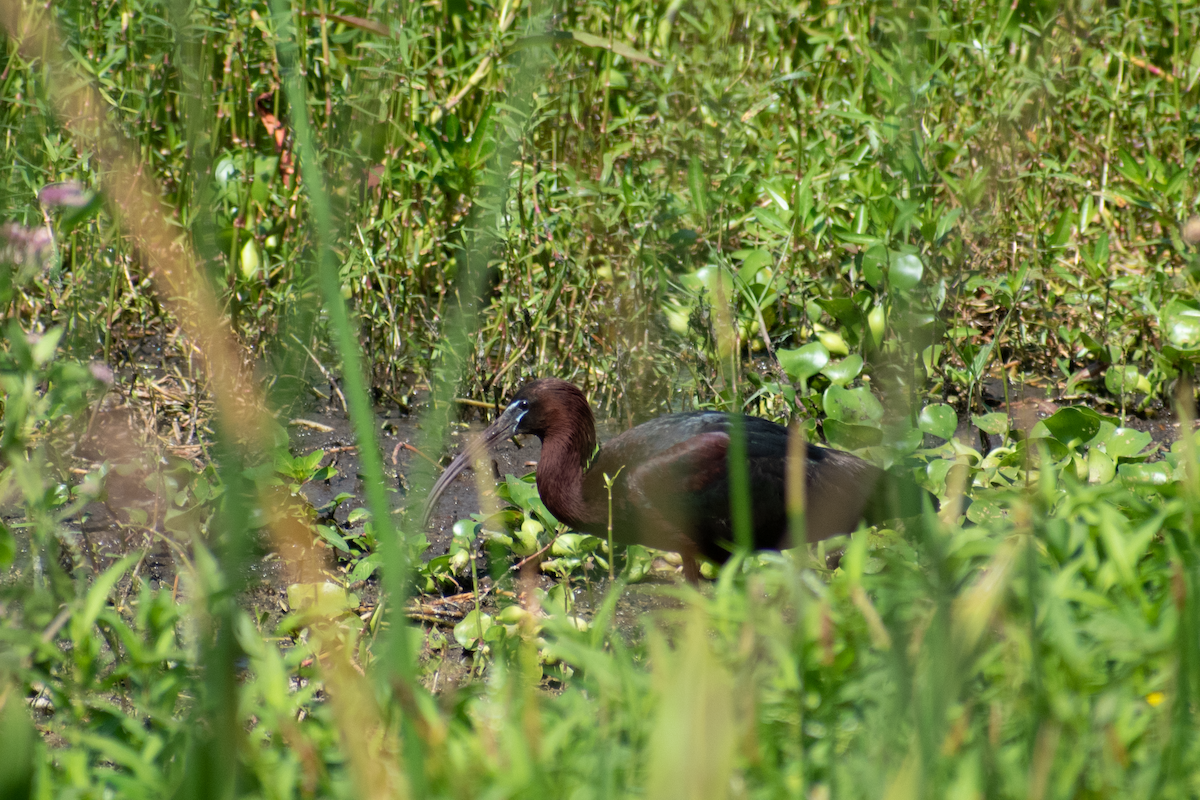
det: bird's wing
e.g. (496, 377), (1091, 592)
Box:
(616, 431), (732, 552)
(800, 447), (882, 545)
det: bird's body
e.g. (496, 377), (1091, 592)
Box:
(425, 379), (930, 580)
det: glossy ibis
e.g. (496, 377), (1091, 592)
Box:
(424, 378), (930, 581)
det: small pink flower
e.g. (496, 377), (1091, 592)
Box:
(38, 182), (91, 208)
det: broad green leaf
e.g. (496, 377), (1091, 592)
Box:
(454, 610), (494, 650)
(287, 582), (354, 616)
(890, 253), (923, 290)
(816, 298), (866, 330)
(552, 533), (597, 557)
(469, 104), (498, 166)
(777, 342), (829, 382)
(887, 425), (925, 455)
(918, 404), (957, 440)
(1048, 210), (1072, 248)
(1098, 427), (1152, 459)
(0, 689), (35, 799)
(1118, 462), (1174, 486)
(925, 458), (955, 494)
(1087, 449), (1115, 483)
(821, 355), (864, 386)
(823, 385), (883, 425)
(680, 264), (733, 301)
(861, 245), (888, 288)
(1160, 299), (1200, 350)
(824, 419), (883, 449)
(972, 412), (1009, 436)
(349, 554), (382, 582)
(966, 494), (1006, 524)
(1036, 407), (1104, 448)
(1102, 366), (1127, 395)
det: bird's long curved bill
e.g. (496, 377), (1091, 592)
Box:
(422, 404), (525, 527)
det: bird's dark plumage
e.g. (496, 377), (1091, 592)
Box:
(425, 378), (933, 580)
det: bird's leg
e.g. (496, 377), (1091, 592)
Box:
(678, 539), (702, 585)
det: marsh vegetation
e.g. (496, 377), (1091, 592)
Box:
(3, 0), (1200, 795)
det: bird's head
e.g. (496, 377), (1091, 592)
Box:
(423, 379), (596, 526)
(504, 378), (594, 440)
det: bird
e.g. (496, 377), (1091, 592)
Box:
(424, 378), (932, 582)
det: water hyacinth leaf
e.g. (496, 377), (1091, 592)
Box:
(1118, 462), (1174, 486)
(1088, 449), (1116, 484)
(777, 342), (829, 382)
(1037, 407), (1105, 448)
(1099, 427), (1152, 459)
(504, 474), (555, 522)
(454, 610), (494, 650)
(925, 458), (954, 494)
(823, 385), (883, 425)
(887, 425), (925, 455)
(1009, 437), (1070, 466)
(824, 419), (883, 450)
(1160, 299), (1200, 350)
(512, 518), (542, 556)
(452, 518), (480, 540)
(1104, 365), (1150, 395)
(918, 404), (957, 440)
(287, 582), (354, 617)
(966, 494), (1006, 524)
(821, 354), (864, 386)
(680, 264), (734, 301)
(551, 533), (597, 557)
(972, 412), (1009, 437)
(621, 545), (653, 582)
(816, 298), (867, 331)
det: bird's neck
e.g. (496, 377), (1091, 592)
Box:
(536, 423), (598, 527)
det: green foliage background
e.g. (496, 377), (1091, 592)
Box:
(2, 0), (1200, 797)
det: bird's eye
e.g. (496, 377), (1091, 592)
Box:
(517, 399), (529, 410)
